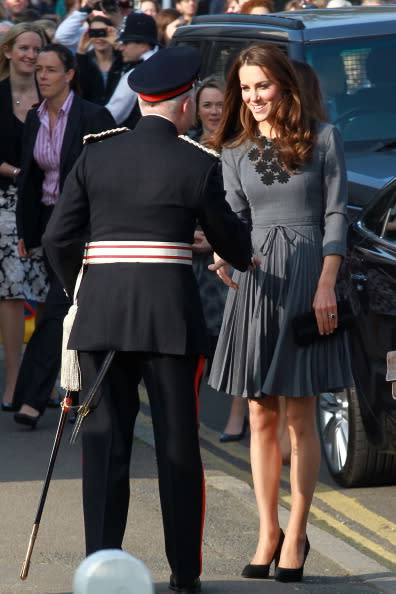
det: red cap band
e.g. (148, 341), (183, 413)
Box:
(139, 79), (196, 102)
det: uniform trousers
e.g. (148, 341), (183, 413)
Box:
(79, 350), (205, 584)
(12, 274), (69, 414)
(13, 203), (70, 414)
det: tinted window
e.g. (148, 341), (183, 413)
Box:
(362, 189), (396, 245)
(306, 37), (396, 146)
(198, 40), (247, 79)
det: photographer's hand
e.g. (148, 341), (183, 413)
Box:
(79, 0), (96, 12)
(77, 28), (91, 54)
(106, 25), (118, 47)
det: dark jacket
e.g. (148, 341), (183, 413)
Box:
(0, 78), (24, 191)
(76, 49), (124, 105)
(43, 115), (252, 356)
(16, 93), (115, 249)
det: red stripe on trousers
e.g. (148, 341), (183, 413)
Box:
(194, 354), (206, 573)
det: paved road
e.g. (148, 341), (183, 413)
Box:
(0, 361), (395, 594)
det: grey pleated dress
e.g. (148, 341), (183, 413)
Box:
(209, 122), (354, 399)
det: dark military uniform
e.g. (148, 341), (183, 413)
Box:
(43, 47), (252, 592)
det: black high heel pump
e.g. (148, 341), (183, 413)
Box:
(14, 411), (40, 429)
(241, 529), (285, 579)
(275, 536), (310, 582)
(219, 416), (249, 443)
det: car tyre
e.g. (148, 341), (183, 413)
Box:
(318, 387), (396, 487)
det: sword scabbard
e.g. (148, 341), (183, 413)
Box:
(20, 523), (39, 580)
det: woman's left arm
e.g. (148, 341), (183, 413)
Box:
(313, 254), (342, 335)
(321, 125), (349, 259)
(313, 125), (349, 335)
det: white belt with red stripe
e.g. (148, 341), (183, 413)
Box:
(83, 241), (193, 265)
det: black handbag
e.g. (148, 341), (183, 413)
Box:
(292, 300), (355, 346)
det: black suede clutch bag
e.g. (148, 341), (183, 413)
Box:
(292, 300), (355, 346)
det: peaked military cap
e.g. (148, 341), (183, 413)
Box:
(117, 13), (158, 46)
(127, 46), (201, 102)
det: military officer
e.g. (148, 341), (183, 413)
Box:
(43, 47), (252, 594)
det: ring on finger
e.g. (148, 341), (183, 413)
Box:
(327, 313), (336, 320)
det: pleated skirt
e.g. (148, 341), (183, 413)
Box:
(208, 223), (354, 399)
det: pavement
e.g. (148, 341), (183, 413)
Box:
(0, 353), (395, 594)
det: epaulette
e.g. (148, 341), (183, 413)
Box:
(83, 127), (129, 145)
(178, 135), (220, 158)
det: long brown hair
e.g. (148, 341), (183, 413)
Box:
(292, 59), (327, 122)
(213, 42), (316, 172)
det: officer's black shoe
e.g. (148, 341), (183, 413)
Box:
(169, 575), (201, 593)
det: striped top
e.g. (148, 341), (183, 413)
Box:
(34, 90), (74, 206)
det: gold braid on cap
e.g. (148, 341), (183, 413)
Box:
(83, 127), (130, 145)
(178, 135), (220, 158)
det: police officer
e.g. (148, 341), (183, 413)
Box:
(43, 47), (252, 594)
(105, 12), (159, 128)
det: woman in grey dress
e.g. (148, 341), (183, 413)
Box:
(208, 43), (353, 582)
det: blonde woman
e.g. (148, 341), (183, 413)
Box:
(0, 23), (48, 411)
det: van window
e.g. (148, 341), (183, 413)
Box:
(306, 37), (396, 145)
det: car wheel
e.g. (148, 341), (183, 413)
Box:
(318, 387), (396, 487)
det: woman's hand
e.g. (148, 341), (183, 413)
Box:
(192, 230), (212, 254)
(208, 253), (260, 289)
(313, 254), (342, 335)
(77, 28), (91, 54)
(18, 238), (30, 258)
(312, 285), (338, 335)
(106, 25), (118, 48)
(208, 252), (239, 289)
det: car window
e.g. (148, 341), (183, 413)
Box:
(362, 190), (396, 245)
(207, 40), (247, 79)
(306, 37), (396, 146)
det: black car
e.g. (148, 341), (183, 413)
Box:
(173, 7), (396, 486)
(318, 179), (396, 487)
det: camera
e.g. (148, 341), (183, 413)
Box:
(88, 28), (107, 37)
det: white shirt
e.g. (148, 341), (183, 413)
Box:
(55, 10), (88, 51)
(105, 46), (158, 125)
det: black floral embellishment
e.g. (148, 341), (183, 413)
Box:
(255, 160), (267, 174)
(261, 148), (273, 161)
(278, 170), (290, 184)
(262, 170), (276, 185)
(248, 147), (260, 161)
(248, 137), (291, 186)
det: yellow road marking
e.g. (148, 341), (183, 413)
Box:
(281, 494), (396, 566)
(315, 489), (396, 547)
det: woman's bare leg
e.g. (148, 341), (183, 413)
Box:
(0, 299), (25, 404)
(278, 396), (291, 465)
(279, 395), (320, 568)
(221, 395), (247, 435)
(249, 395), (282, 564)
